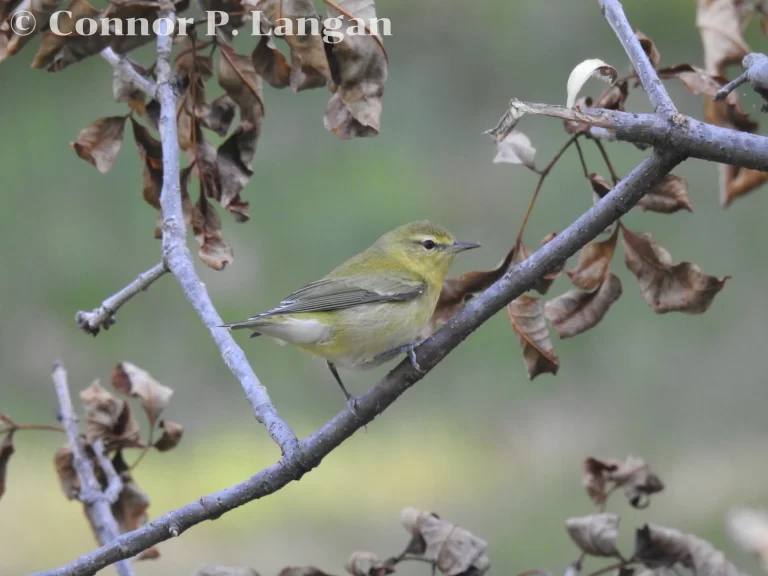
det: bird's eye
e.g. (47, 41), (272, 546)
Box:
(421, 239), (436, 250)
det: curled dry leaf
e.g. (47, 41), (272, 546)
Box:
(252, 35), (292, 88)
(70, 116), (127, 174)
(192, 190), (235, 270)
(566, 59), (617, 109)
(399, 507), (490, 576)
(54, 444), (80, 500)
(492, 130), (536, 168)
(323, 0), (388, 139)
(622, 227), (729, 314)
(594, 80), (629, 111)
(634, 30), (661, 69)
(219, 46), (265, 125)
(589, 172), (613, 200)
(1, 0), (61, 61)
(345, 552), (395, 576)
(564, 514), (621, 557)
(582, 455), (664, 508)
(566, 224), (618, 292)
(202, 95), (237, 137)
(697, 0), (750, 75)
(507, 296), (559, 380)
(131, 119), (163, 211)
(79, 380), (142, 449)
(153, 420), (184, 452)
(635, 524), (741, 576)
(112, 59), (148, 115)
(638, 175), (693, 214)
(0, 431), (14, 501)
(112, 362), (173, 428)
(513, 238), (564, 295)
(725, 507), (768, 573)
(254, 0), (332, 88)
(545, 274), (622, 339)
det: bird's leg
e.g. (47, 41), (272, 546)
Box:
(326, 362), (359, 415)
(371, 340), (427, 374)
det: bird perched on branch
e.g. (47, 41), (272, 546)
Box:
(222, 221), (480, 412)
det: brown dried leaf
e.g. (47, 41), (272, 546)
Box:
(112, 362), (173, 428)
(70, 116), (126, 174)
(565, 514), (621, 557)
(114, 479), (158, 558)
(79, 380), (141, 449)
(635, 524), (740, 576)
(323, 0), (388, 139)
(726, 507), (768, 573)
(131, 119), (163, 210)
(399, 507), (490, 576)
(31, 0), (110, 72)
(201, 95), (237, 137)
(1, 0), (61, 60)
(425, 245), (518, 337)
(153, 420), (184, 452)
(513, 239), (563, 295)
(611, 455), (665, 509)
(566, 225), (619, 292)
(588, 172), (613, 199)
(637, 175), (693, 214)
(723, 166), (768, 206)
(217, 122), (259, 223)
(254, 0), (332, 86)
(545, 274), (622, 339)
(508, 295), (559, 380)
(192, 189), (234, 270)
(0, 431), (14, 500)
(492, 130), (536, 168)
(198, 0), (249, 40)
(53, 444), (80, 499)
(582, 457), (620, 506)
(252, 35), (291, 88)
(635, 30), (661, 68)
(622, 227), (729, 314)
(112, 59), (148, 115)
(697, 0), (750, 75)
(219, 46), (265, 125)
(594, 80), (629, 111)
(345, 552), (395, 576)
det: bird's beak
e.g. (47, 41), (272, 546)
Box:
(447, 241), (481, 253)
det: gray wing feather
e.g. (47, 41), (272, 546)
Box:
(251, 275), (426, 318)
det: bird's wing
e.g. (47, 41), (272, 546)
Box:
(252, 275), (427, 317)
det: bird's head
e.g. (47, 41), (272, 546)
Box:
(377, 221), (480, 282)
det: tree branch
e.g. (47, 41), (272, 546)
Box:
(599, 0), (677, 116)
(488, 99), (768, 171)
(51, 362), (135, 576)
(100, 47), (156, 100)
(153, 6), (301, 458)
(76, 262), (168, 336)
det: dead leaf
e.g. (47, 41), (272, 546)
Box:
(201, 95), (237, 137)
(545, 274), (622, 339)
(594, 80), (629, 111)
(112, 362), (173, 428)
(345, 552), (395, 576)
(1, 0), (61, 60)
(725, 507), (768, 573)
(131, 119), (163, 210)
(566, 59), (618, 109)
(637, 175), (693, 213)
(79, 380), (142, 449)
(589, 173), (613, 199)
(219, 46), (265, 124)
(507, 296), (559, 380)
(635, 524), (740, 576)
(566, 225), (619, 291)
(0, 431), (14, 500)
(582, 457), (620, 506)
(153, 420), (184, 452)
(513, 239), (564, 295)
(581, 455), (664, 508)
(723, 166), (768, 206)
(492, 131), (536, 168)
(635, 30), (661, 69)
(192, 188), (235, 270)
(217, 122), (259, 222)
(565, 514), (621, 557)
(323, 0), (388, 139)
(252, 35), (291, 88)
(399, 507), (490, 576)
(197, 0), (250, 41)
(254, 0), (332, 87)
(622, 227), (729, 314)
(70, 116), (126, 174)
(697, 0), (750, 75)
(112, 59), (148, 115)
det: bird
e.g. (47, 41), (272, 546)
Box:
(221, 221), (480, 412)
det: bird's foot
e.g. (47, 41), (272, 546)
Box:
(408, 348), (426, 374)
(346, 395), (359, 416)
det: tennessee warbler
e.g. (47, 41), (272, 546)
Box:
(222, 221), (480, 411)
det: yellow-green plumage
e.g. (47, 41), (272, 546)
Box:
(223, 221), (479, 371)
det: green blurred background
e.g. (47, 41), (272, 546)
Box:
(3, 0), (768, 574)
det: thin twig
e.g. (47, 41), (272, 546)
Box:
(714, 70), (749, 102)
(91, 439), (123, 504)
(516, 135), (579, 244)
(593, 139), (620, 184)
(153, 3), (301, 458)
(599, 0), (676, 117)
(100, 47), (156, 100)
(51, 362), (135, 576)
(573, 139), (590, 178)
(76, 262), (168, 336)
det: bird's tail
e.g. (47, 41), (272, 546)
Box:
(219, 319), (264, 338)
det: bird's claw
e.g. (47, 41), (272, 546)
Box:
(408, 348), (425, 374)
(346, 395), (360, 417)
